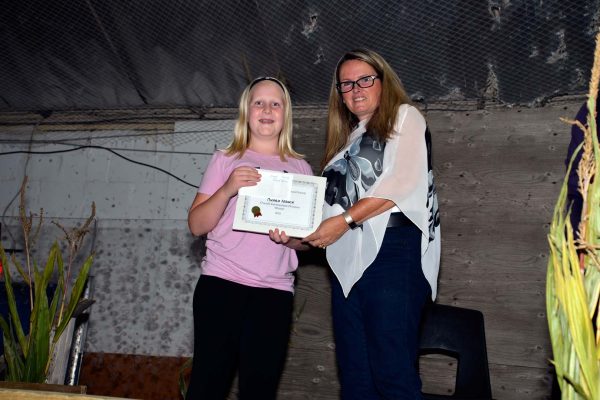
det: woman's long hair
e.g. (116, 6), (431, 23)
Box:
(224, 76), (302, 161)
(321, 49), (412, 169)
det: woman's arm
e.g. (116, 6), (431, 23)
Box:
(188, 166), (260, 236)
(348, 197), (396, 225)
(303, 197), (395, 248)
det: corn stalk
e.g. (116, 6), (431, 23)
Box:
(546, 32), (600, 399)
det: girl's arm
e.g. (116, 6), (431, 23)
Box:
(187, 190), (229, 236)
(188, 166), (260, 236)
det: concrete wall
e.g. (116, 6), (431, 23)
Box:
(0, 118), (238, 357)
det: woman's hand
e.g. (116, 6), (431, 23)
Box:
(302, 198), (396, 249)
(221, 166), (261, 198)
(269, 228), (310, 251)
(303, 215), (349, 249)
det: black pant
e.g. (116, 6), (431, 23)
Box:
(185, 275), (293, 400)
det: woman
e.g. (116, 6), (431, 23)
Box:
(304, 49), (441, 399)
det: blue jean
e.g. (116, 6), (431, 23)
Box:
(331, 224), (430, 400)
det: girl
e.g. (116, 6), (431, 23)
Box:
(185, 77), (312, 400)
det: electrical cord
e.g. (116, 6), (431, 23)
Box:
(0, 128), (232, 144)
(0, 144), (202, 188)
(0, 139), (216, 156)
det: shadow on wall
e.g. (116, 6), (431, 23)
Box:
(189, 236), (206, 267)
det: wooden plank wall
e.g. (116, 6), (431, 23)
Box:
(288, 98), (582, 400)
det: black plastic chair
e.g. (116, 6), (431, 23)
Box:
(419, 303), (493, 400)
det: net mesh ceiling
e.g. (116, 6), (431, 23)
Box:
(1, 0), (599, 111)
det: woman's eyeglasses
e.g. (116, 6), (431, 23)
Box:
(336, 75), (379, 93)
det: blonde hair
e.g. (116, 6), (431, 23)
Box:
(321, 49), (413, 169)
(224, 77), (303, 161)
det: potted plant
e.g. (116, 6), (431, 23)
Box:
(0, 176), (95, 384)
(546, 33), (600, 399)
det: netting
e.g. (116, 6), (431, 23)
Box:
(1, 0), (599, 111)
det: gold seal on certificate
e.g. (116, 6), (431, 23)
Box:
(233, 170), (326, 238)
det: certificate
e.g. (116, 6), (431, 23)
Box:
(233, 170), (326, 238)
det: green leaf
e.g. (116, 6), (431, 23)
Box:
(23, 273), (51, 383)
(49, 279), (63, 328)
(21, 243), (57, 382)
(178, 357), (193, 399)
(71, 298), (95, 319)
(49, 246), (65, 325)
(54, 254), (93, 342)
(0, 314), (25, 381)
(0, 246), (28, 357)
(10, 251), (30, 286)
(42, 242), (58, 287)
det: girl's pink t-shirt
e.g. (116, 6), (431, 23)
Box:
(198, 149), (313, 292)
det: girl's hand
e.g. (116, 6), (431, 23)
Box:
(269, 228), (290, 244)
(222, 167), (261, 198)
(303, 215), (349, 249)
(269, 229), (310, 251)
